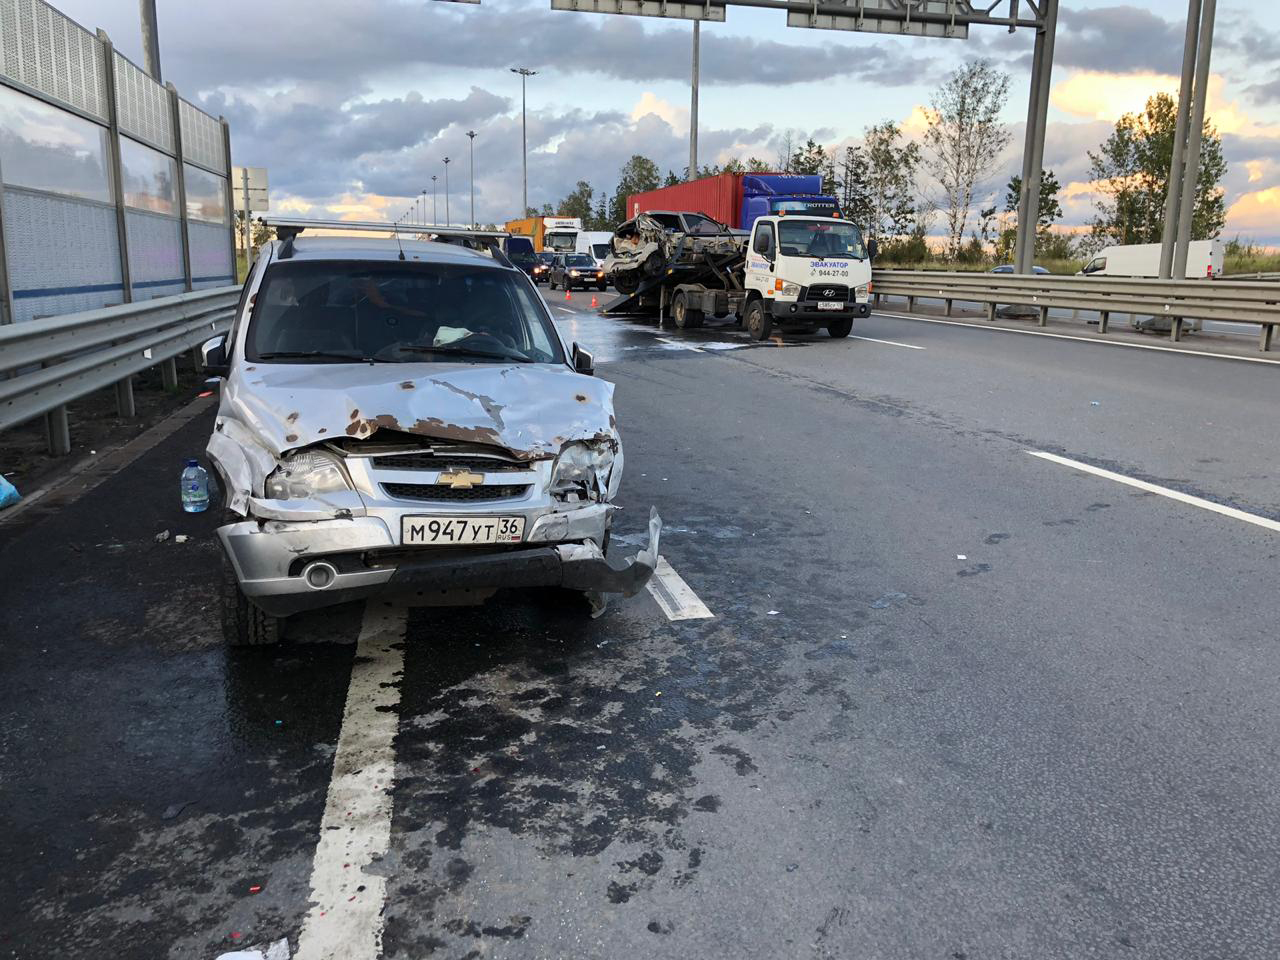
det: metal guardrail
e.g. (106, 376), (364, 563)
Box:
(870, 271), (1280, 352)
(0, 286), (239, 453)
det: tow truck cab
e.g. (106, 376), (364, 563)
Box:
(739, 215), (873, 339)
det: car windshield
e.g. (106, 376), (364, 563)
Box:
(777, 219), (867, 259)
(566, 254), (594, 267)
(535, 253), (555, 264)
(246, 260), (564, 365)
(683, 214), (726, 236)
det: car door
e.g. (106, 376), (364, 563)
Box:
(745, 221), (776, 298)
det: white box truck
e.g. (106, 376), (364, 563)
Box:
(577, 230), (615, 267)
(1079, 240), (1224, 279)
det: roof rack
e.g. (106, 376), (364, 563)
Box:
(257, 217), (513, 266)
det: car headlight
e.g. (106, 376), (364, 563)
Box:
(570, 270), (580, 277)
(550, 441), (616, 501)
(265, 449), (352, 499)
(780, 281), (802, 298)
(856, 283), (870, 297)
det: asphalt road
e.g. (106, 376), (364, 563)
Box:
(2, 292), (1278, 959)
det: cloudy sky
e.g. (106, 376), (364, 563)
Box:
(56, 0), (1280, 245)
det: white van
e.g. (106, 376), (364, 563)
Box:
(1079, 239), (1224, 279)
(577, 230), (615, 268)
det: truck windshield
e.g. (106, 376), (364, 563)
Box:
(591, 243), (611, 259)
(777, 220), (867, 260)
(246, 260), (564, 365)
(545, 231), (577, 252)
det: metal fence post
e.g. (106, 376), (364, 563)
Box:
(0, 143), (12, 327)
(221, 119), (238, 279)
(97, 32), (134, 442)
(115, 377), (135, 416)
(167, 84), (193, 292)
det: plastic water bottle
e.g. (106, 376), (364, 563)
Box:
(181, 459), (210, 513)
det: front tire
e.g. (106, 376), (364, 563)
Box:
(827, 317), (854, 338)
(744, 299), (773, 341)
(613, 271), (640, 295)
(221, 546), (283, 647)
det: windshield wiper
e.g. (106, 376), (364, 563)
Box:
(256, 350), (376, 362)
(394, 344), (534, 363)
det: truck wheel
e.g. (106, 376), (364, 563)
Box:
(744, 299), (773, 341)
(221, 546), (283, 647)
(614, 271), (640, 295)
(827, 318), (854, 338)
(672, 292), (704, 330)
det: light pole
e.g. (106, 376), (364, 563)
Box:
(443, 157), (451, 226)
(421, 189), (427, 227)
(466, 130), (477, 228)
(510, 67), (536, 214)
(689, 21), (699, 179)
(431, 175), (438, 225)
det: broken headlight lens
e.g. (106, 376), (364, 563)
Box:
(779, 281), (802, 298)
(265, 450), (352, 500)
(550, 442), (615, 501)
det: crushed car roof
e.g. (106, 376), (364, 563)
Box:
(272, 235), (507, 267)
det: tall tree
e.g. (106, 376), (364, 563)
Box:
(858, 120), (922, 242)
(664, 170), (682, 187)
(1085, 92), (1226, 251)
(923, 59), (1012, 260)
(789, 138), (829, 176)
(609, 154), (661, 224)
(1005, 169), (1063, 229)
(559, 180), (595, 224)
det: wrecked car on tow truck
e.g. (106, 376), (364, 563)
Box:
(200, 219), (660, 646)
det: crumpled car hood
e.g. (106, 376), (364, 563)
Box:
(224, 361), (617, 459)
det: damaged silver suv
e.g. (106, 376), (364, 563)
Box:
(201, 224), (660, 646)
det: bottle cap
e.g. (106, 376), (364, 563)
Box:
(186, 458), (199, 467)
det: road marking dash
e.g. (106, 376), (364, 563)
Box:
(647, 556), (714, 620)
(850, 334), (924, 350)
(874, 310), (1280, 365)
(295, 603), (407, 960)
(1026, 450), (1280, 533)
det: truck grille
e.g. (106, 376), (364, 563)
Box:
(381, 482), (531, 503)
(803, 284), (849, 301)
(371, 453), (525, 472)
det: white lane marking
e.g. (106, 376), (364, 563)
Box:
(655, 336), (704, 353)
(647, 556), (714, 620)
(295, 603), (408, 960)
(874, 310), (1280, 365)
(1026, 450), (1280, 533)
(850, 334), (924, 350)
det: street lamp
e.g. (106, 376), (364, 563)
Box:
(431, 175), (438, 225)
(443, 156), (451, 226)
(466, 130), (477, 228)
(421, 189), (427, 227)
(510, 67), (536, 214)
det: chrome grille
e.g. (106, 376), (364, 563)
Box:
(371, 452), (525, 472)
(381, 482), (530, 503)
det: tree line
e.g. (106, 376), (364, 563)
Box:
(534, 59), (1227, 266)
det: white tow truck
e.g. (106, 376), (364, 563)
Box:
(603, 212), (874, 339)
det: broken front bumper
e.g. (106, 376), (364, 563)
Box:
(218, 506), (661, 618)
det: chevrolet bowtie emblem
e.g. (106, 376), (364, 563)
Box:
(438, 469), (484, 489)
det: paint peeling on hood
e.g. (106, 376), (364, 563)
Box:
(219, 361), (618, 459)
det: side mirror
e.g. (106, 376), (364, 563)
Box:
(201, 334), (229, 377)
(867, 237), (878, 262)
(571, 342), (594, 376)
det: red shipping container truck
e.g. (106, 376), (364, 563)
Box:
(626, 172), (840, 231)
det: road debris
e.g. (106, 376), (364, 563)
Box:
(0, 474), (20, 510)
(154, 530), (170, 543)
(956, 554), (966, 560)
(174, 534), (190, 544)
